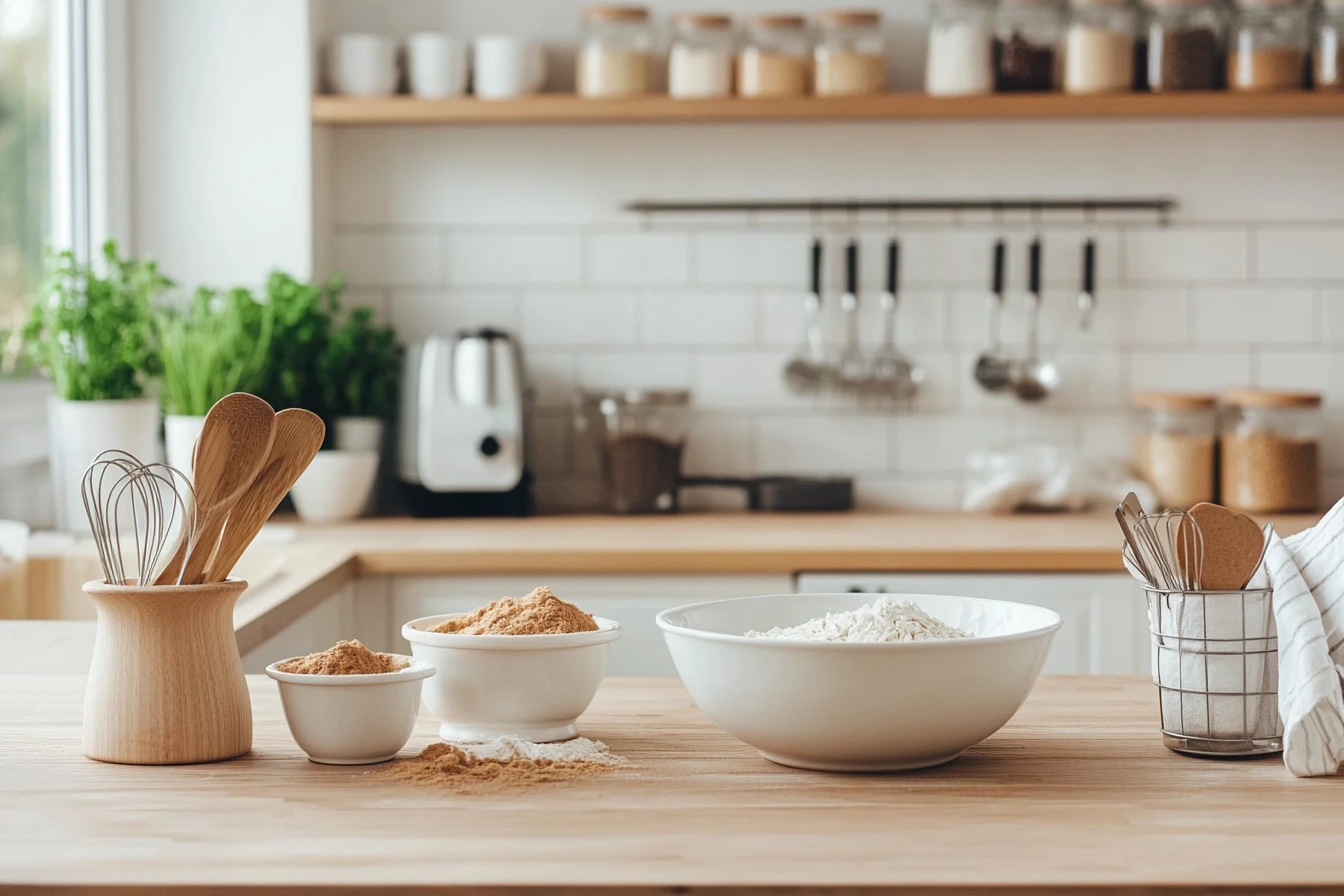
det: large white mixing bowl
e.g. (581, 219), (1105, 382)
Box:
(657, 592), (1062, 772)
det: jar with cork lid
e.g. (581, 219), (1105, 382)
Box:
(1220, 389), (1321, 513)
(1226, 0), (1307, 91)
(926, 0), (996, 95)
(995, 0), (1065, 91)
(1144, 0), (1223, 91)
(1132, 392), (1218, 510)
(1313, 0), (1344, 89)
(738, 14), (811, 97)
(814, 9), (887, 95)
(577, 5), (654, 98)
(1063, 0), (1137, 92)
(669, 12), (736, 98)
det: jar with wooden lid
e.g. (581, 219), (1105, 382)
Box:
(738, 14), (811, 97)
(1144, 0), (1223, 91)
(577, 5), (654, 98)
(1226, 0), (1307, 91)
(1313, 0), (1344, 89)
(1064, 0), (1136, 92)
(669, 13), (736, 98)
(995, 0), (1065, 91)
(926, 0), (996, 95)
(1132, 393), (1218, 510)
(1220, 390), (1321, 513)
(815, 9), (887, 94)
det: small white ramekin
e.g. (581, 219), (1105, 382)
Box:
(265, 656), (436, 765)
(401, 614), (622, 742)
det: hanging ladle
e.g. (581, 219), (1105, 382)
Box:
(1010, 237), (1059, 402)
(973, 238), (1013, 393)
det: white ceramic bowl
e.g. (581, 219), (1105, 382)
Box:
(290, 450), (378, 524)
(402, 614), (622, 742)
(265, 656), (435, 765)
(657, 593), (1062, 772)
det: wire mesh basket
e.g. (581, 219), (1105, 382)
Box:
(1146, 587), (1282, 757)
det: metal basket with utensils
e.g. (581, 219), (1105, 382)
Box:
(1146, 586), (1282, 757)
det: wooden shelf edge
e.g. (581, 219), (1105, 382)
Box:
(311, 91), (1344, 125)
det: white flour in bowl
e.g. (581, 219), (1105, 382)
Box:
(746, 596), (973, 643)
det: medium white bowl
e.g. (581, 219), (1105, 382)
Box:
(656, 593), (1062, 772)
(401, 614), (622, 742)
(265, 656), (435, 765)
(290, 450), (378, 524)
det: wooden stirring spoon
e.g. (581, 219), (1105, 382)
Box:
(155, 393), (276, 585)
(1178, 502), (1267, 591)
(205, 409), (325, 584)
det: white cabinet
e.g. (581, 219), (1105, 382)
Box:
(240, 585), (356, 674)
(390, 575), (792, 677)
(794, 572), (1148, 675)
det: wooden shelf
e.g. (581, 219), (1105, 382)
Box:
(312, 91), (1344, 125)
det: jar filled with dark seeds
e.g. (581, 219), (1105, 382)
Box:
(574, 389), (691, 514)
(994, 0), (1064, 89)
(1144, 0), (1223, 90)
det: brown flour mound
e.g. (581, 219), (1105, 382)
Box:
(432, 586), (599, 635)
(275, 639), (408, 675)
(381, 742), (617, 789)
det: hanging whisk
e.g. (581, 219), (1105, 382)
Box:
(81, 451), (197, 586)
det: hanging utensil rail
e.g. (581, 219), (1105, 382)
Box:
(625, 196), (1177, 220)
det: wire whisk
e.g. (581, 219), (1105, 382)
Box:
(81, 450), (196, 586)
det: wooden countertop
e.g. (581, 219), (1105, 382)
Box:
(1, 675), (1341, 895)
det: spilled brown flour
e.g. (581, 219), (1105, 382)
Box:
(431, 586), (599, 635)
(380, 737), (625, 790)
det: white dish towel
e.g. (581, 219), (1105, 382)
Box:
(1263, 497), (1344, 777)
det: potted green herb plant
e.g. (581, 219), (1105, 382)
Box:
(156, 286), (274, 472)
(253, 271), (340, 417)
(20, 242), (169, 531)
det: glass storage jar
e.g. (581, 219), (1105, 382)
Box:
(1064, 0), (1137, 92)
(668, 12), (736, 98)
(926, 0), (996, 94)
(577, 5), (653, 98)
(1226, 0), (1307, 91)
(1144, 0), (1223, 90)
(575, 390), (691, 514)
(1313, 0), (1344, 89)
(738, 14), (811, 96)
(995, 0), (1065, 90)
(815, 9), (887, 94)
(1220, 389), (1321, 513)
(1132, 393), (1218, 510)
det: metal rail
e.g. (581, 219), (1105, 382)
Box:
(625, 197), (1177, 220)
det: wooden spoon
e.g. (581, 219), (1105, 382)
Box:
(155, 393), (276, 585)
(1178, 502), (1266, 591)
(205, 409), (326, 584)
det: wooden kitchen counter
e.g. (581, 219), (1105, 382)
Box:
(3, 675), (1343, 895)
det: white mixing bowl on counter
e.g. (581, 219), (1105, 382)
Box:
(656, 593), (1062, 772)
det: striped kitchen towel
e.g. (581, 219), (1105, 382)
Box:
(1264, 497), (1344, 777)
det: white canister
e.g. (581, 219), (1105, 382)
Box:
(47, 396), (161, 533)
(329, 33), (398, 96)
(473, 35), (546, 99)
(406, 33), (469, 98)
(163, 414), (207, 476)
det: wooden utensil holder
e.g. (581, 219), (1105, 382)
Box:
(82, 579), (252, 764)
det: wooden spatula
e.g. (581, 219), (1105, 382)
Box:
(155, 393), (276, 585)
(1179, 502), (1266, 591)
(205, 408), (326, 584)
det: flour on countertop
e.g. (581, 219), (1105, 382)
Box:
(459, 736), (625, 765)
(746, 596), (973, 643)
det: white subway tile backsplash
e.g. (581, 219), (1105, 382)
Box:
(575, 351), (692, 390)
(693, 231), (812, 287)
(1255, 350), (1335, 401)
(521, 292), (638, 346)
(683, 415), (755, 476)
(1191, 287), (1317, 345)
(523, 351), (576, 409)
(640, 291), (757, 345)
(854, 476), (963, 511)
(693, 351), (812, 409)
(1256, 228), (1344, 281)
(758, 288), (947, 348)
(755, 415), (889, 474)
(333, 233), (442, 287)
(1126, 349), (1253, 393)
(1124, 229), (1248, 283)
(525, 411), (569, 475)
(588, 232), (691, 285)
(891, 414), (1008, 473)
(389, 290), (519, 337)
(446, 233), (583, 286)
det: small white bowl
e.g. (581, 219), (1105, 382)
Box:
(401, 614), (622, 742)
(265, 656), (435, 765)
(657, 593), (1062, 772)
(290, 450), (379, 524)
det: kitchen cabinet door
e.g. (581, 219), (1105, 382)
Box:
(390, 575), (792, 677)
(794, 572), (1148, 675)
(241, 585), (356, 674)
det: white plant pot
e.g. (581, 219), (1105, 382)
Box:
(290, 450), (379, 524)
(164, 415), (207, 476)
(334, 417), (383, 452)
(47, 397), (161, 533)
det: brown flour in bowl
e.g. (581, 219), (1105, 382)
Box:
(432, 586), (599, 635)
(275, 640), (408, 675)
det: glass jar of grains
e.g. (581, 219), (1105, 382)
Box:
(995, 0), (1065, 91)
(1220, 390), (1321, 514)
(1313, 0), (1344, 89)
(1226, 0), (1307, 91)
(814, 9), (887, 95)
(1144, 0), (1223, 90)
(668, 12), (736, 98)
(926, 0), (996, 95)
(577, 5), (654, 98)
(1132, 393), (1218, 510)
(1064, 0), (1137, 93)
(738, 14), (812, 96)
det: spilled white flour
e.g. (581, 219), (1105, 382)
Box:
(457, 736), (625, 765)
(746, 596), (973, 643)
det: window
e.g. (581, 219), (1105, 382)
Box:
(0, 0), (50, 351)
